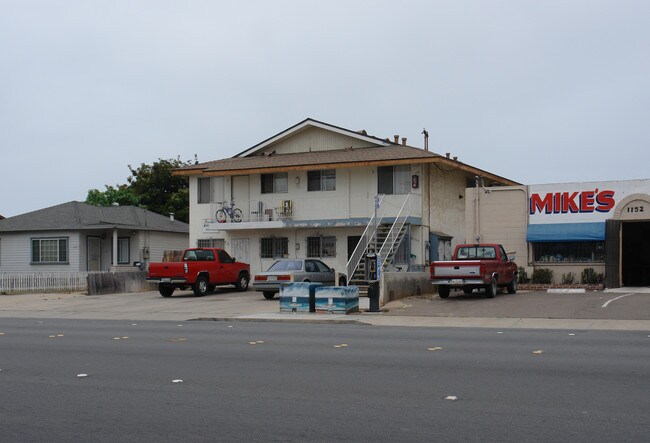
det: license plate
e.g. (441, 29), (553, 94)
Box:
(161, 278), (171, 283)
(451, 279), (463, 285)
(267, 276), (277, 281)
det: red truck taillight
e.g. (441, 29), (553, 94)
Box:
(184, 263), (188, 274)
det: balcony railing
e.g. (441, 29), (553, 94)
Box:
(202, 195), (422, 228)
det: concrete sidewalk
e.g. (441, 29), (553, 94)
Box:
(0, 290), (649, 331)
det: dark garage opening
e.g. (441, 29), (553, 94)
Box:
(622, 221), (650, 286)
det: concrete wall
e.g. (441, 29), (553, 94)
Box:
(465, 185), (529, 268)
(380, 271), (433, 304)
(428, 166), (469, 248)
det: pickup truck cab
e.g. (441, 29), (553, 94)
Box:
(146, 248), (250, 297)
(430, 244), (518, 298)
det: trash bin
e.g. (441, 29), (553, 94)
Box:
(367, 281), (380, 312)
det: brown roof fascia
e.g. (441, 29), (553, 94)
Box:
(173, 155), (519, 186)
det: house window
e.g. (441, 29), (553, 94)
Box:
(197, 238), (225, 248)
(261, 173), (288, 194)
(533, 242), (605, 263)
(31, 237), (68, 264)
(117, 237), (130, 264)
(307, 170), (336, 191)
(378, 165), (411, 194)
(306, 236), (337, 258)
(198, 177), (212, 204)
(260, 237), (288, 258)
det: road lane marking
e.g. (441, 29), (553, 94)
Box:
(602, 293), (634, 308)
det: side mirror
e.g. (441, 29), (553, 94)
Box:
(508, 256), (515, 262)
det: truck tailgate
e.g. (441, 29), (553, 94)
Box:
(432, 261), (481, 278)
(148, 262), (185, 278)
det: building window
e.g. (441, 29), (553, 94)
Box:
(197, 238), (225, 248)
(198, 177), (211, 204)
(260, 237), (288, 258)
(261, 173), (288, 194)
(533, 242), (605, 263)
(31, 237), (68, 264)
(393, 239), (409, 265)
(117, 237), (130, 264)
(307, 170), (336, 191)
(306, 236), (337, 257)
(378, 165), (411, 195)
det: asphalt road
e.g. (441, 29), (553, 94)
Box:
(1, 318), (648, 442)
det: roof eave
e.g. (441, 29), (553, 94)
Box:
(174, 155), (519, 186)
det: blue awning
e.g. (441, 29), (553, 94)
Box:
(526, 222), (605, 242)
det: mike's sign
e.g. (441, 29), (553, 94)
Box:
(530, 189), (615, 215)
(528, 180), (649, 224)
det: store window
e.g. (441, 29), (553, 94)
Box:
(261, 173), (288, 194)
(260, 237), (288, 258)
(306, 236), (337, 257)
(533, 242), (605, 263)
(378, 165), (411, 194)
(307, 170), (336, 191)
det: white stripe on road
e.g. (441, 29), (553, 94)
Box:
(602, 293), (634, 308)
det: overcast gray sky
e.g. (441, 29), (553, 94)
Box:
(1, 0), (648, 217)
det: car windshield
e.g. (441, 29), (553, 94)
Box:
(267, 260), (303, 271)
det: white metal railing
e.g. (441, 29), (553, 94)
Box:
(204, 194), (421, 225)
(378, 194), (411, 268)
(0, 272), (93, 293)
(345, 195), (386, 279)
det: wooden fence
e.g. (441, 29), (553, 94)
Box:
(0, 271), (156, 295)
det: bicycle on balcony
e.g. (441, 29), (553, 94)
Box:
(216, 201), (243, 223)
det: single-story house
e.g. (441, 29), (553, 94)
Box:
(0, 201), (189, 273)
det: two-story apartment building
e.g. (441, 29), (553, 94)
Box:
(174, 119), (518, 279)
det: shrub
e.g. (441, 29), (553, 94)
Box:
(562, 272), (576, 284)
(518, 267), (530, 283)
(581, 268), (605, 284)
(531, 268), (553, 284)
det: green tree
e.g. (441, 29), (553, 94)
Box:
(86, 185), (139, 207)
(85, 156), (195, 223)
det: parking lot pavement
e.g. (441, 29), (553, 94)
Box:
(0, 288), (277, 322)
(1, 287), (649, 330)
(382, 289), (650, 321)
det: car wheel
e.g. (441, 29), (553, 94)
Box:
(438, 285), (450, 298)
(263, 291), (276, 300)
(193, 276), (209, 297)
(507, 276), (518, 294)
(486, 278), (498, 298)
(235, 272), (250, 291)
(159, 285), (174, 297)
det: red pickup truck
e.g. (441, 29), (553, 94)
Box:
(430, 244), (518, 298)
(147, 248), (250, 297)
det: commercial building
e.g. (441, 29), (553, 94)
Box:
(465, 179), (650, 287)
